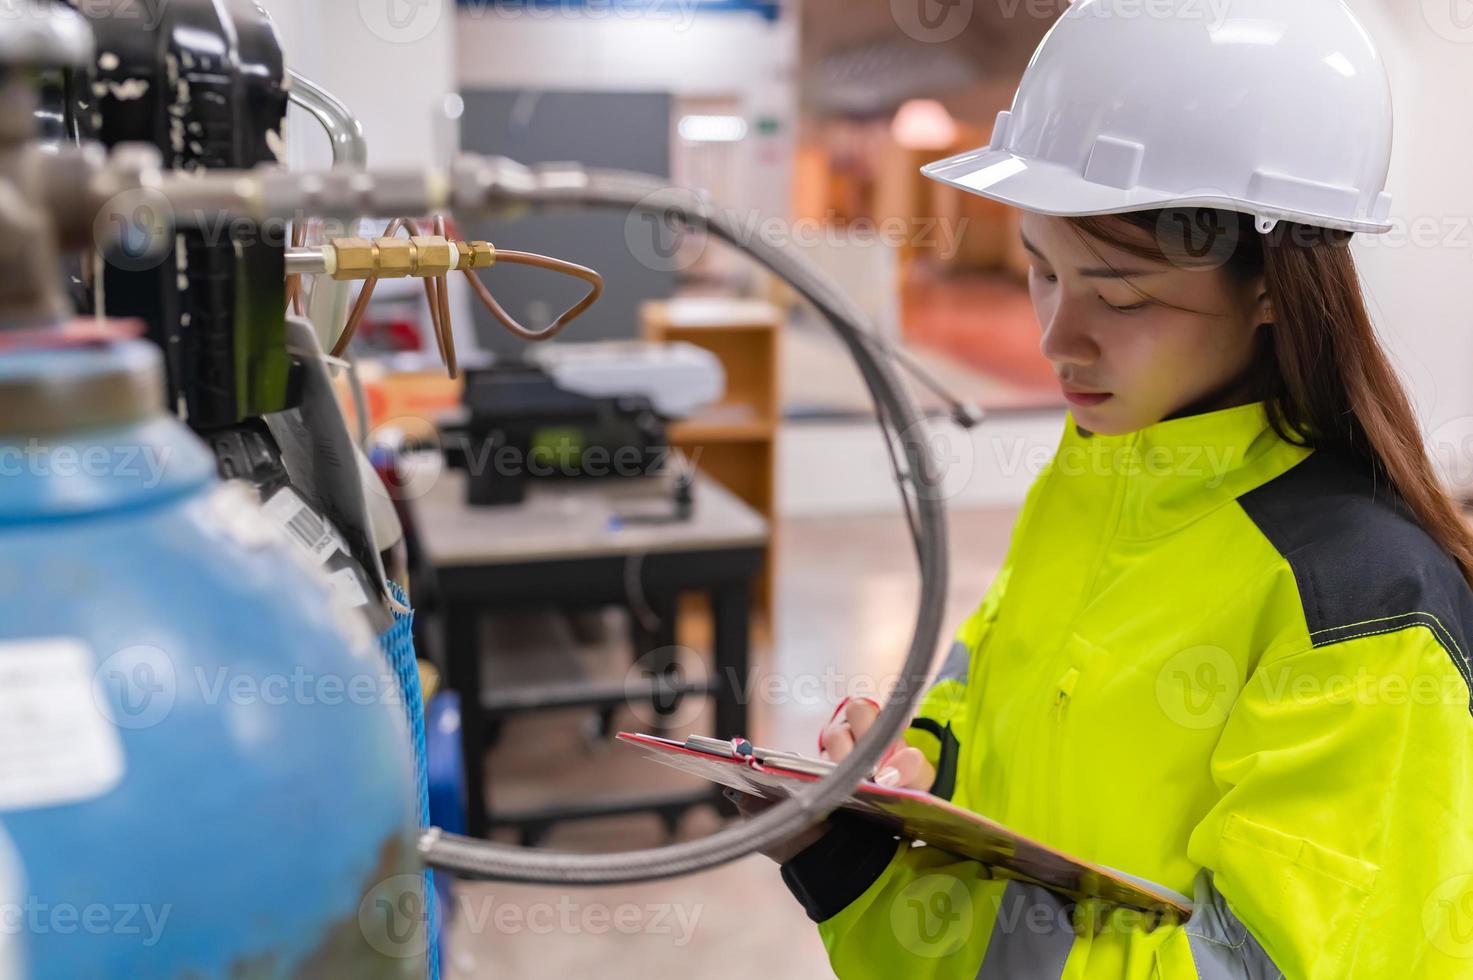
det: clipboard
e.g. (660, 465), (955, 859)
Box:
(617, 731), (1193, 918)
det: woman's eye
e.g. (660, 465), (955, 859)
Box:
(1101, 297), (1149, 313)
(1031, 268), (1057, 283)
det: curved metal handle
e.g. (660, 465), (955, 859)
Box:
(287, 70), (367, 167)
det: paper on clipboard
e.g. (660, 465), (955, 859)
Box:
(617, 731), (1192, 918)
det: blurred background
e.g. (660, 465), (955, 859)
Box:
(247, 1), (1473, 975)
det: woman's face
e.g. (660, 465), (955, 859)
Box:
(1020, 211), (1273, 435)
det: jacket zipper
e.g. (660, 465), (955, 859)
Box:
(1044, 665), (1079, 838)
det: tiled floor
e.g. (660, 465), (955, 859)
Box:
(444, 506), (1019, 979)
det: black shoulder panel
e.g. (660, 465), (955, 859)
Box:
(1236, 449), (1473, 712)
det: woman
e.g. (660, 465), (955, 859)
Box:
(738, 1), (1473, 977)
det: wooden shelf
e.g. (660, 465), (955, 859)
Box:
(642, 297), (781, 614)
(671, 404), (775, 443)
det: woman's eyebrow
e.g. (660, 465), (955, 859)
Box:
(1019, 231), (1162, 279)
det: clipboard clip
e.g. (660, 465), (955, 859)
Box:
(728, 736), (762, 769)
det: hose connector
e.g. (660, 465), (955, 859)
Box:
(456, 240), (495, 271)
(316, 236), (494, 279)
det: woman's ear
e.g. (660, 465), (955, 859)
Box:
(1247, 276), (1273, 328)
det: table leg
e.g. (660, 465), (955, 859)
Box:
(629, 597), (679, 738)
(711, 580), (752, 817)
(445, 600), (488, 839)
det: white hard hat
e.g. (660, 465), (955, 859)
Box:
(920, 0), (1394, 235)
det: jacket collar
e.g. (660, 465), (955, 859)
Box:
(1052, 398), (1313, 540)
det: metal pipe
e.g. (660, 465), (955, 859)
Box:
(285, 248), (327, 276)
(286, 70), (368, 167)
(283, 72), (369, 354)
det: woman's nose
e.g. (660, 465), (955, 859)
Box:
(1039, 305), (1098, 367)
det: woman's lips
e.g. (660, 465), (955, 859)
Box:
(1062, 388), (1111, 406)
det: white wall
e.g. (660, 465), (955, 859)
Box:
(452, 5), (798, 233)
(256, 0), (460, 171)
(1346, 2), (1473, 495)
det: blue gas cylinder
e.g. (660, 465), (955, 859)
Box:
(0, 340), (426, 977)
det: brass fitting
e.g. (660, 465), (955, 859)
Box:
(456, 240), (495, 271)
(332, 238), (378, 280)
(374, 237), (415, 277)
(325, 235), (461, 280)
(412, 236), (455, 277)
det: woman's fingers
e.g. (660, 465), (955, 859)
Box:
(821, 697), (881, 762)
(872, 745), (936, 792)
(819, 722), (853, 761)
(845, 697), (879, 739)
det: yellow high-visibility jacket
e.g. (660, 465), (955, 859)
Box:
(780, 399), (1473, 978)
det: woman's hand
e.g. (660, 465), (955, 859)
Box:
(725, 789), (831, 865)
(819, 697), (935, 791)
(727, 698), (936, 864)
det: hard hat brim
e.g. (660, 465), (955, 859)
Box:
(920, 146), (1392, 236)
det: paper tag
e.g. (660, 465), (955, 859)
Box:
(263, 487), (342, 565)
(0, 638), (125, 812)
(327, 567), (371, 609)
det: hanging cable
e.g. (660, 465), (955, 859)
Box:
(409, 164), (950, 885)
(146, 155), (949, 886)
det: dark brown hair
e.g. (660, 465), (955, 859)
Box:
(1069, 208), (1473, 590)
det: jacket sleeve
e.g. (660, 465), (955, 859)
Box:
(898, 553), (1012, 802)
(780, 622), (1473, 979)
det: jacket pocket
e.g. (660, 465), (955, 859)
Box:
(1213, 812), (1379, 975)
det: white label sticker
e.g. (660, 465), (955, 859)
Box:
(327, 567), (371, 609)
(0, 638), (125, 812)
(263, 488), (342, 565)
